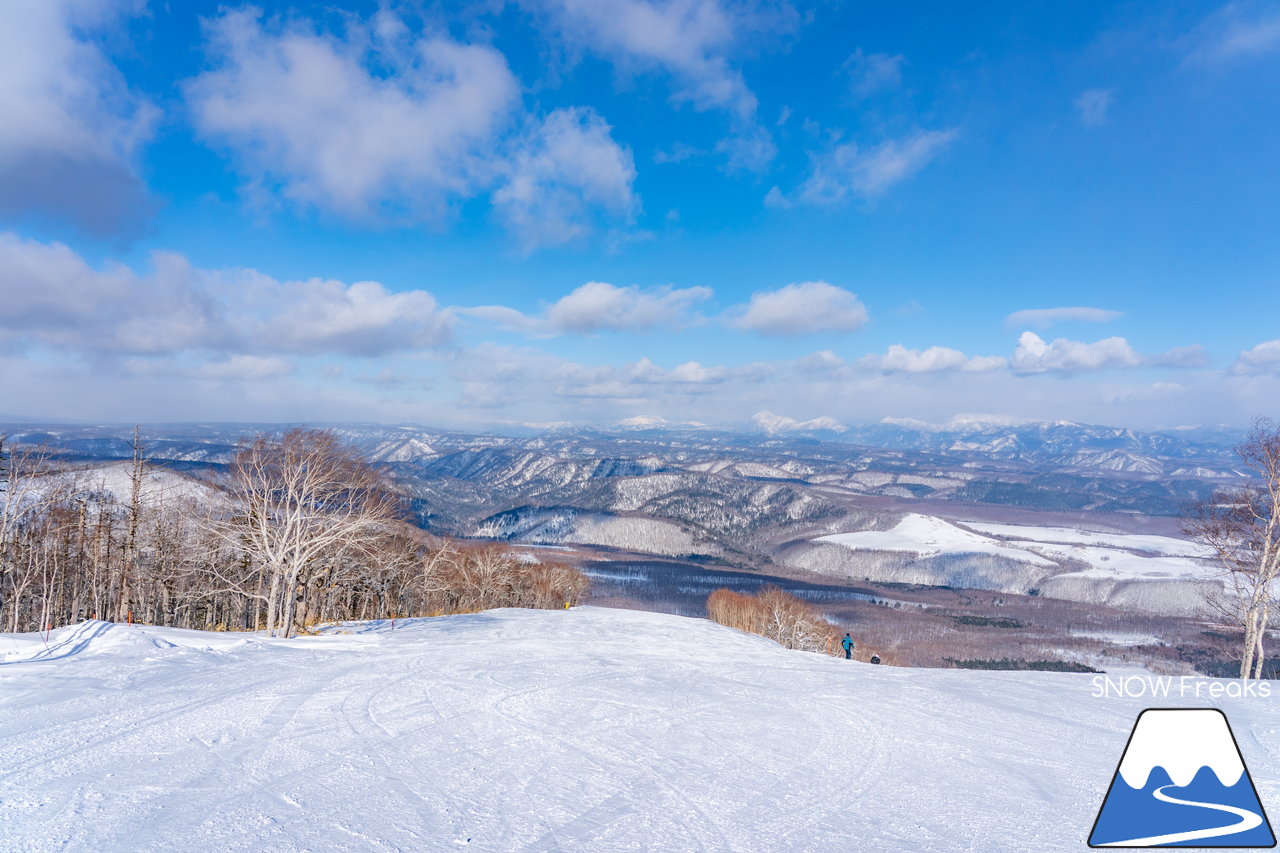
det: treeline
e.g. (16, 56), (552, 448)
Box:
(943, 657), (1100, 673)
(706, 586), (836, 654)
(0, 429), (587, 637)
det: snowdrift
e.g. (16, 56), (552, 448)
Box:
(2, 608), (1277, 852)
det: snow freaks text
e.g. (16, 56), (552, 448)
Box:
(1091, 676), (1273, 700)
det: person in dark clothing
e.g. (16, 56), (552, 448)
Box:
(870, 654), (881, 665)
(841, 633), (854, 659)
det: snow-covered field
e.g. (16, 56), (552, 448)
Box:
(961, 520), (1212, 583)
(3, 607), (1278, 852)
(814, 513), (1218, 586)
(816, 514), (1057, 567)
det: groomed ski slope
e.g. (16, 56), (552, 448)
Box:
(2, 607), (1278, 852)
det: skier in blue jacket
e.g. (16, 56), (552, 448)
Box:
(841, 633), (854, 660)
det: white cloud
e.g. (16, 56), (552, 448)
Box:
(732, 281), (868, 336)
(1232, 339), (1280, 374)
(1074, 89), (1113, 126)
(1010, 331), (1142, 375)
(0, 233), (219, 354)
(526, 0), (789, 173)
(798, 129), (958, 205)
(1151, 345), (1208, 369)
(0, 0), (156, 234)
(456, 304), (548, 336)
(493, 108), (638, 250)
(0, 231), (454, 359)
(255, 277), (453, 356)
(529, 0), (784, 119)
(714, 126), (777, 173)
(196, 355), (295, 381)
(863, 344), (1006, 374)
(794, 350), (846, 373)
(629, 357), (727, 384)
(1187, 2), (1280, 63)
(546, 281), (711, 333)
(845, 49), (904, 98)
(652, 142), (706, 164)
(187, 11), (637, 248)
(1005, 306), (1122, 329)
(186, 8), (520, 220)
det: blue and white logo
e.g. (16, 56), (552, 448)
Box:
(1090, 708), (1275, 848)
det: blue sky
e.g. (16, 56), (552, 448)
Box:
(2, 0), (1278, 429)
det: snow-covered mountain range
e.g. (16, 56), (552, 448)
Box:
(1, 417), (1246, 613)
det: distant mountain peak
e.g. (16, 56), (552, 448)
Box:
(616, 415), (668, 428)
(613, 415), (708, 430)
(749, 410), (847, 435)
(881, 413), (1053, 432)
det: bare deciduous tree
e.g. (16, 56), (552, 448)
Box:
(0, 438), (63, 632)
(1184, 417), (1280, 679)
(1, 429), (589, 635)
(707, 585), (836, 654)
(215, 429), (401, 638)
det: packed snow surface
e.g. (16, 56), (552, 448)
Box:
(3, 608), (1278, 852)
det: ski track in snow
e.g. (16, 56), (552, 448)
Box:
(1, 607), (1278, 852)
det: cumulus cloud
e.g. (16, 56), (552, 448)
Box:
(1010, 331), (1142, 375)
(1232, 339), (1280, 374)
(448, 345), (743, 412)
(186, 9), (640, 248)
(547, 281), (711, 333)
(493, 108), (638, 250)
(732, 281), (868, 336)
(528, 0), (786, 119)
(526, 0), (788, 172)
(0, 232), (453, 359)
(864, 344), (1006, 374)
(845, 49), (904, 98)
(1074, 89), (1113, 126)
(0, 233), (219, 354)
(253, 277), (453, 356)
(0, 0), (156, 235)
(457, 304), (548, 336)
(1005, 306), (1122, 330)
(186, 8), (520, 220)
(797, 129), (958, 205)
(459, 282), (710, 336)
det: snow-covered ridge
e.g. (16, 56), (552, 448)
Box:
(816, 514), (1055, 566)
(749, 410), (848, 435)
(815, 514), (1214, 583)
(879, 413), (1049, 432)
(38, 462), (223, 507)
